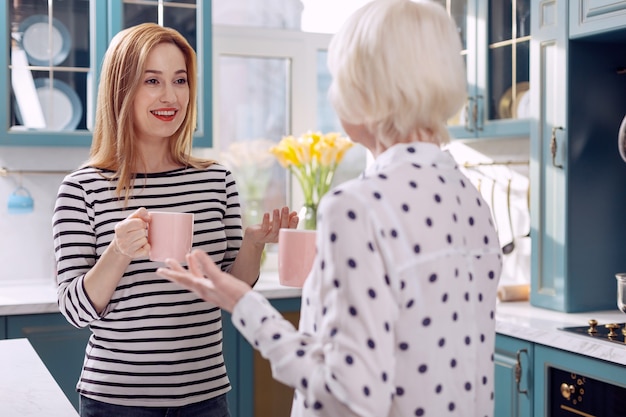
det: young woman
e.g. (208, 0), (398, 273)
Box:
(157, 1), (503, 416)
(53, 23), (297, 417)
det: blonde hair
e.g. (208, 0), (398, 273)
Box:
(327, 0), (467, 147)
(84, 23), (214, 201)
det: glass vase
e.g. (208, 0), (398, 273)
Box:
(301, 203), (317, 230)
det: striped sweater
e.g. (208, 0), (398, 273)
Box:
(52, 165), (242, 407)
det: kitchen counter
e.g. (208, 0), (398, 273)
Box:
(0, 338), (79, 417)
(2, 276), (626, 367)
(0, 270), (301, 316)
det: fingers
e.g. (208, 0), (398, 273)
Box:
(288, 211), (299, 229)
(112, 209), (150, 258)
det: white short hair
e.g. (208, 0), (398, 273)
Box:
(327, 0), (467, 146)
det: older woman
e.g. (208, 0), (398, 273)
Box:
(157, 1), (502, 416)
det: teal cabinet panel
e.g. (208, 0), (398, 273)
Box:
(570, 0), (626, 39)
(495, 334), (533, 417)
(533, 344), (626, 416)
(6, 313), (91, 411)
(223, 297), (301, 417)
(530, 0), (626, 312)
(529, 0), (568, 311)
(0, 316), (6, 339)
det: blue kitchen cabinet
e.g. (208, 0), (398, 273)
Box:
(0, 0), (212, 147)
(0, 315), (6, 339)
(533, 344), (626, 416)
(570, 0), (626, 39)
(434, 0), (531, 140)
(495, 334), (533, 417)
(223, 297), (301, 417)
(5, 312), (91, 411)
(530, 0), (626, 312)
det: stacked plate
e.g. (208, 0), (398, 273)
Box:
(13, 15), (82, 131)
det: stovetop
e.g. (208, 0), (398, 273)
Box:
(560, 320), (626, 345)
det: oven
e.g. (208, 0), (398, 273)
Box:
(549, 367), (626, 416)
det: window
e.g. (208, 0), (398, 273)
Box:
(212, 2), (367, 226)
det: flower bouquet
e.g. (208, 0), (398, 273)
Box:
(269, 131), (353, 229)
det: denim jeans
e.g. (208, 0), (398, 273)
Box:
(79, 394), (231, 417)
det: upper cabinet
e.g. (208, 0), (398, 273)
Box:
(530, 0), (626, 312)
(435, 0), (531, 140)
(0, 0), (212, 147)
(570, 0), (626, 38)
(1, 0), (101, 146)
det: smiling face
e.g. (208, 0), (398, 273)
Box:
(133, 42), (189, 144)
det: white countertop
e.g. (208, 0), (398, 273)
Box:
(0, 270), (301, 316)
(2, 276), (626, 367)
(496, 301), (626, 366)
(0, 338), (79, 417)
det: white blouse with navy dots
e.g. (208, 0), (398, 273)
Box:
(233, 142), (503, 417)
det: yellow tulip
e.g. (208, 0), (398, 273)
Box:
(270, 131), (354, 229)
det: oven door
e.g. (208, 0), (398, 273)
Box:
(549, 367), (626, 416)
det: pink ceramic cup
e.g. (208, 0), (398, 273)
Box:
(148, 211), (194, 262)
(278, 229), (317, 288)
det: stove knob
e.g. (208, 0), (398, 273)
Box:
(587, 319), (598, 333)
(560, 383), (575, 400)
(605, 323), (620, 338)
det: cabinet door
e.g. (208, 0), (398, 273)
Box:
(440, 0), (531, 140)
(494, 334), (533, 417)
(570, 0), (626, 38)
(0, 0), (107, 146)
(107, 0), (212, 147)
(529, 0), (568, 311)
(6, 313), (91, 411)
(223, 297), (301, 417)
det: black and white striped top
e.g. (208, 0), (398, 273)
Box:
(52, 165), (242, 407)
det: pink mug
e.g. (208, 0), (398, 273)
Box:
(278, 229), (317, 287)
(148, 211), (194, 262)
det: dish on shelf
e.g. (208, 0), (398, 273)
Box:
(498, 82), (530, 119)
(618, 114), (626, 163)
(18, 14), (71, 66)
(512, 88), (530, 119)
(15, 78), (82, 131)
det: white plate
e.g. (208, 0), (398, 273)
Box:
(513, 90), (530, 119)
(15, 78), (82, 131)
(19, 15), (71, 66)
(618, 114), (626, 163)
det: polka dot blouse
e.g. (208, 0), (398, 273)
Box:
(233, 142), (503, 417)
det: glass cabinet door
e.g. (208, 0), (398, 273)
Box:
(436, 0), (530, 139)
(487, 0), (530, 122)
(111, 0), (212, 147)
(8, 0), (91, 134)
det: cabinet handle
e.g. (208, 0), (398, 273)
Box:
(465, 96), (475, 132)
(515, 348), (529, 395)
(550, 126), (565, 169)
(475, 95), (484, 131)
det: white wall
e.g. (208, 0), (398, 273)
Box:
(0, 146), (89, 286)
